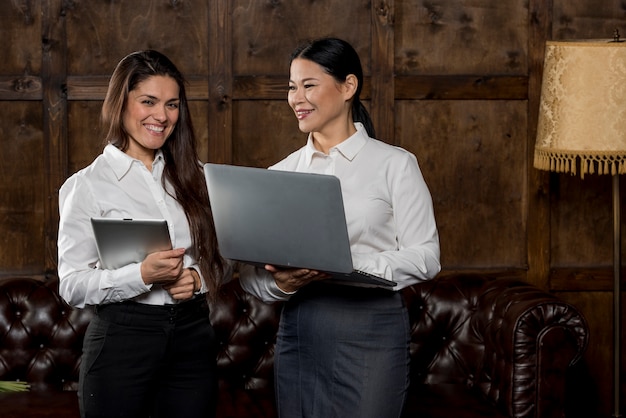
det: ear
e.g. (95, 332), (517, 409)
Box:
(343, 74), (358, 101)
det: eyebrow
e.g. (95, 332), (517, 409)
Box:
(289, 77), (319, 84)
(137, 94), (180, 102)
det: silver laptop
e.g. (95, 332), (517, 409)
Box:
(203, 163), (396, 288)
(91, 218), (172, 270)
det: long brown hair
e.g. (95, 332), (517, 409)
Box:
(101, 50), (224, 297)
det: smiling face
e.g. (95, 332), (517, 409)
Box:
(122, 75), (180, 165)
(288, 58), (356, 145)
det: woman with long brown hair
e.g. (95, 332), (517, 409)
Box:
(57, 50), (223, 418)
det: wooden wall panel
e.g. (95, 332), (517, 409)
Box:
(190, 101), (212, 162)
(1, 0), (42, 74)
(551, 175), (614, 266)
(395, 0), (528, 75)
(0, 102), (45, 273)
(232, 101), (299, 168)
(553, 0), (626, 40)
(65, 0), (209, 75)
(396, 100), (527, 268)
(1, 1), (625, 416)
(231, 0), (372, 75)
(67, 102), (102, 175)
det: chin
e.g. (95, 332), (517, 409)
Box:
(298, 121), (314, 134)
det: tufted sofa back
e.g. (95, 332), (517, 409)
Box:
(0, 274), (588, 417)
(0, 276), (91, 391)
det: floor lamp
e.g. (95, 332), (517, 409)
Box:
(533, 35), (626, 418)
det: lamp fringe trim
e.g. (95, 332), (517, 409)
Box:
(534, 149), (626, 179)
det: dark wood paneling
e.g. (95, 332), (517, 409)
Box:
(42, 0), (68, 273)
(65, 1), (209, 75)
(396, 100), (527, 269)
(208, 0), (233, 164)
(67, 102), (102, 175)
(230, 0), (372, 75)
(394, 75), (528, 100)
(0, 102), (45, 273)
(395, 0), (529, 75)
(232, 101), (299, 168)
(1, 1), (625, 416)
(1, 0), (42, 74)
(371, 0), (395, 143)
(0, 76), (42, 100)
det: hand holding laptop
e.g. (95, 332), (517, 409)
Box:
(265, 265), (331, 293)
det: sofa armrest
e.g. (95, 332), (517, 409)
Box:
(475, 276), (587, 417)
(402, 274), (588, 418)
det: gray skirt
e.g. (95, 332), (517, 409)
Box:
(275, 282), (410, 418)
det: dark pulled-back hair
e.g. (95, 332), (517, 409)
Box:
(101, 50), (224, 297)
(290, 37), (376, 138)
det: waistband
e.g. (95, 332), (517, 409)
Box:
(294, 281), (399, 301)
(95, 294), (209, 323)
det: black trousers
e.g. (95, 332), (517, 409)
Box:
(79, 295), (217, 418)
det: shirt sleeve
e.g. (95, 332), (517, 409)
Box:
(57, 174), (151, 308)
(351, 152), (441, 289)
(237, 263), (296, 303)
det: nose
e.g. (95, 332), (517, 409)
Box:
(289, 87), (304, 106)
(152, 104), (168, 122)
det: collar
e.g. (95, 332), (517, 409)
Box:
(103, 144), (164, 180)
(302, 122), (369, 166)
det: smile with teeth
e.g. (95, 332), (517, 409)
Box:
(145, 124), (165, 133)
(296, 109), (313, 119)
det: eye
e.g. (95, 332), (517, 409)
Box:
(167, 102), (180, 110)
(142, 99), (155, 105)
(304, 83), (315, 89)
(288, 85), (296, 91)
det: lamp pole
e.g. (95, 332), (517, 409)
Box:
(613, 173), (622, 418)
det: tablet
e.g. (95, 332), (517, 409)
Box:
(90, 218), (172, 269)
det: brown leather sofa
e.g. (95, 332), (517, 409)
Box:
(0, 273), (588, 418)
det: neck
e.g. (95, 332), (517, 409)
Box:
(311, 122), (357, 154)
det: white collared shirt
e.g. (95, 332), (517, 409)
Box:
(239, 123), (441, 302)
(57, 144), (199, 308)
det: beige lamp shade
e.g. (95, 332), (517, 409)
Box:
(534, 39), (626, 178)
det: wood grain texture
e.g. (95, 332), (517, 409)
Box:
(0, 102), (45, 273)
(396, 100), (527, 269)
(42, 0), (68, 273)
(230, 0), (372, 74)
(395, 0), (528, 75)
(1, 2), (625, 415)
(1, 0), (42, 74)
(64, 0), (209, 75)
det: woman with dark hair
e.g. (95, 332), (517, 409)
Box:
(240, 38), (441, 418)
(57, 50), (224, 418)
